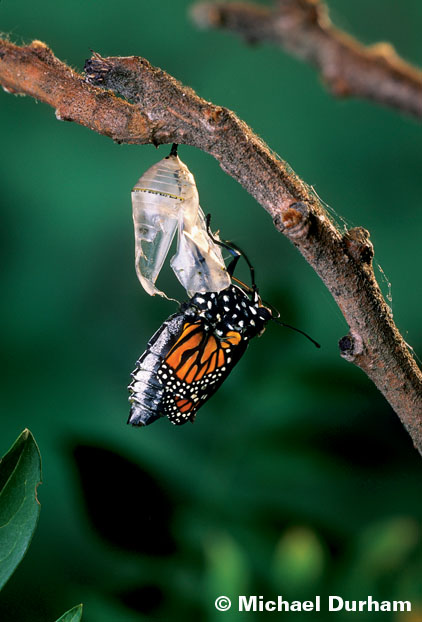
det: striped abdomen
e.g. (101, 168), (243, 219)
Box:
(128, 313), (185, 426)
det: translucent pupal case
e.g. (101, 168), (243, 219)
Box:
(132, 152), (231, 298)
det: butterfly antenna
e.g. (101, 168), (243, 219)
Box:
(206, 214), (256, 288)
(231, 275), (253, 293)
(273, 317), (320, 349)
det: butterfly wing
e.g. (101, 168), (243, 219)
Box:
(158, 320), (248, 425)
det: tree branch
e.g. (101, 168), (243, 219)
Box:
(1, 39), (421, 453)
(0, 40), (150, 142)
(191, 0), (422, 119)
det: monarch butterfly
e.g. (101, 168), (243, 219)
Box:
(128, 151), (319, 427)
(128, 236), (274, 426)
(132, 144), (231, 299)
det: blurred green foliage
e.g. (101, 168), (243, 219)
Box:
(0, 0), (421, 621)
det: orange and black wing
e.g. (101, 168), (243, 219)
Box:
(158, 320), (248, 425)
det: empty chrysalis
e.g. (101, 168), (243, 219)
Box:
(131, 145), (231, 298)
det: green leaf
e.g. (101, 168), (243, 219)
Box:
(0, 429), (42, 590)
(55, 604), (83, 622)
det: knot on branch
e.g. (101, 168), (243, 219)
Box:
(369, 42), (406, 68)
(276, 0), (329, 29)
(84, 54), (149, 102)
(339, 330), (364, 362)
(343, 226), (374, 266)
(191, 2), (225, 29)
(274, 201), (311, 239)
(203, 105), (227, 127)
(84, 55), (112, 85)
(28, 40), (56, 64)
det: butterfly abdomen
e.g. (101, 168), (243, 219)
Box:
(128, 313), (185, 426)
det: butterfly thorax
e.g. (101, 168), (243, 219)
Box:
(184, 285), (272, 341)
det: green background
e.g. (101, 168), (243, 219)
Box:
(0, 1), (421, 620)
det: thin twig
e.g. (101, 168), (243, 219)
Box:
(191, 1), (422, 119)
(0, 39), (421, 452)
